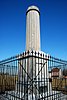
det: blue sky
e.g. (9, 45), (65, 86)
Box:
(0, 0), (67, 60)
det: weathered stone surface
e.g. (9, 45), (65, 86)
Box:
(26, 6), (40, 51)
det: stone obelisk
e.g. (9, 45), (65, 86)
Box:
(25, 6), (50, 96)
(26, 6), (40, 51)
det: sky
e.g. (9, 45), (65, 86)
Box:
(0, 0), (67, 61)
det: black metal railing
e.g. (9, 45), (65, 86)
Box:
(0, 50), (67, 100)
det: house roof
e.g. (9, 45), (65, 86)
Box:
(51, 68), (60, 72)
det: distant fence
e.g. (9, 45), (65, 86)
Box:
(0, 50), (67, 100)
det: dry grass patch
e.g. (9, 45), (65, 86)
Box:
(52, 78), (67, 94)
(0, 74), (18, 93)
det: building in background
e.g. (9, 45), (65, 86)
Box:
(51, 68), (62, 78)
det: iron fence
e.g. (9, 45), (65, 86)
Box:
(0, 50), (67, 100)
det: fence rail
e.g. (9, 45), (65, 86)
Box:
(0, 50), (67, 100)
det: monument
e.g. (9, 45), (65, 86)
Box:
(7, 5), (51, 100)
(26, 6), (40, 51)
(17, 5), (50, 99)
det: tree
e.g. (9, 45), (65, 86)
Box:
(63, 69), (67, 76)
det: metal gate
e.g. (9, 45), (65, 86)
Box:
(0, 50), (67, 100)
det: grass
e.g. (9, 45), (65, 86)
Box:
(0, 74), (67, 95)
(0, 74), (18, 93)
(52, 78), (67, 94)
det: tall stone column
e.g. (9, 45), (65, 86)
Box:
(26, 6), (40, 51)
